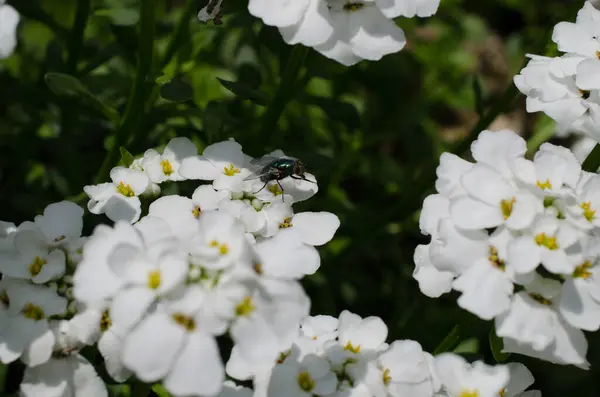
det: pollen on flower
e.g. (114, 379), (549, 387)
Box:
(235, 296), (255, 317)
(0, 291), (9, 306)
(382, 368), (392, 386)
(459, 391), (479, 397)
(147, 270), (161, 290)
(488, 246), (505, 271)
(276, 349), (291, 364)
(536, 179), (552, 190)
(253, 262), (263, 275)
(297, 371), (315, 392)
(219, 243), (229, 255)
(596, 50), (600, 60)
(535, 233), (558, 250)
(580, 201), (596, 222)
(573, 261), (592, 279)
(54, 235), (66, 242)
(209, 239), (219, 247)
(172, 313), (196, 331)
(500, 197), (516, 220)
(344, 341), (361, 354)
(268, 184), (282, 196)
(529, 293), (552, 306)
(343, 2), (365, 11)
(223, 163), (241, 176)
(499, 388), (506, 397)
(22, 303), (45, 320)
(28, 256), (47, 277)
(116, 181), (135, 197)
(161, 159), (174, 176)
(280, 217), (293, 228)
(100, 309), (112, 332)
(192, 205), (202, 218)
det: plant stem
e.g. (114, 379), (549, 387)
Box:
(95, 0), (156, 184)
(582, 144), (600, 172)
(160, 0), (198, 68)
(257, 45), (309, 138)
(66, 0), (91, 74)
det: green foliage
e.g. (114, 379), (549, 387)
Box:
(0, 1), (596, 396)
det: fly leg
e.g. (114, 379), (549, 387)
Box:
(291, 175), (317, 184)
(253, 181), (269, 194)
(277, 180), (285, 202)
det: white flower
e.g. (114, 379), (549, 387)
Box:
(0, 280), (67, 365)
(20, 319), (107, 397)
(300, 315), (339, 344)
(180, 141), (250, 193)
(122, 286), (224, 397)
(147, 186), (229, 239)
(370, 340), (440, 397)
(188, 211), (251, 270)
(268, 354), (337, 397)
(435, 353), (509, 397)
(84, 166), (151, 223)
(249, 0), (310, 27)
(142, 137), (197, 183)
(434, 153), (473, 198)
(336, 310), (388, 358)
(0, 201), (82, 283)
(495, 277), (589, 368)
(413, 244), (454, 298)
(0, 0), (19, 59)
(312, 0), (407, 66)
(507, 215), (578, 275)
(450, 163), (542, 231)
(217, 381), (253, 397)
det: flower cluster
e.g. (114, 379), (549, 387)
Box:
(0, 0), (19, 59)
(414, 128), (600, 368)
(238, 0), (440, 66)
(0, 137), (341, 396)
(223, 311), (541, 397)
(515, 1), (600, 140)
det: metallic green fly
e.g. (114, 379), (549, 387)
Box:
(244, 156), (317, 198)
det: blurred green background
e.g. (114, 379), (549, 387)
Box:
(0, 0), (595, 396)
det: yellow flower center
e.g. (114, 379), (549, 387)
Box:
(223, 164), (240, 176)
(382, 368), (392, 386)
(268, 184), (283, 196)
(100, 309), (112, 332)
(172, 313), (196, 331)
(209, 239), (219, 247)
(536, 179), (552, 190)
(529, 293), (552, 306)
(277, 349), (291, 364)
(117, 181), (135, 197)
(535, 233), (558, 250)
(460, 391), (479, 397)
(488, 246), (505, 271)
(573, 261), (592, 279)
(28, 256), (47, 277)
(192, 205), (202, 218)
(148, 270), (161, 290)
(279, 217), (293, 229)
(499, 388), (506, 397)
(22, 303), (45, 320)
(219, 244), (229, 255)
(297, 371), (315, 392)
(344, 341), (361, 354)
(235, 296), (255, 317)
(0, 291), (9, 306)
(500, 197), (516, 220)
(343, 2), (365, 11)
(253, 263), (263, 275)
(161, 159), (174, 176)
(580, 201), (596, 222)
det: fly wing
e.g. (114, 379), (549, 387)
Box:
(244, 156), (279, 181)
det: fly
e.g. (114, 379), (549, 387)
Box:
(244, 156), (316, 199)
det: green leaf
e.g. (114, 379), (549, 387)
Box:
(217, 78), (270, 106)
(119, 147), (135, 167)
(94, 8), (139, 26)
(489, 326), (511, 362)
(152, 384), (171, 397)
(45, 72), (85, 96)
(160, 78), (194, 102)
(433, 325), (461, 355)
